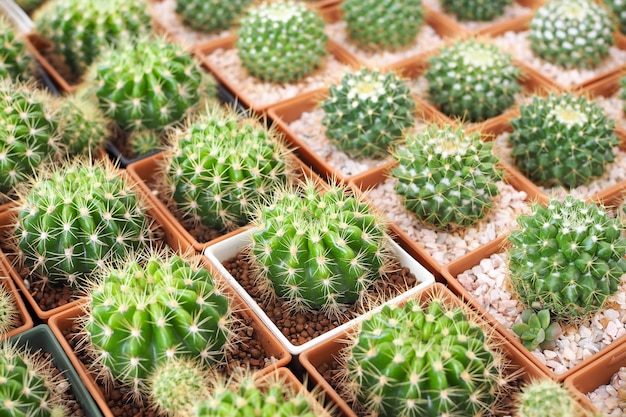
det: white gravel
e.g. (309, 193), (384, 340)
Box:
(423, 0), (533, 32)
(587, 367), (626, 416)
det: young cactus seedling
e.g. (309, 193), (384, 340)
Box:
(512, 308), (562, 351)
(441, 0), (513, 21)
(514, 379), (583, 417)
(175, 0), (253, 33)
(0, 15), (33, 82)
(128, 130), (161, 158)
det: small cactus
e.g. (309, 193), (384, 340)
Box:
(605, 0), (626, 34)
(321, 68), (416, 160)
(0, 283), (18, 337)
(511, 308), (562, 351)
(424, 39), (521, 123)
(56, 91), (110, 157)
(507, 196), (626, 323)
(391, 124), (502, 230)
(128, 129), (161, 158)
(509, 92), (618, 189)
(441, 0), (513, 21)
(175, 0), (253, 33)
(0, 15), (33, 82)
(514, 379), (581, 417)
(236, 1), (328, 83)
(529, 0), (614, 69)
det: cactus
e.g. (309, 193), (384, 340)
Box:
(511, 308), (562, 351)
(509, 92), (618, 189)
(0, 15), (33, 82)
(56, 92), (110, 157)
(441, 0), (513, 21)
(344, 296), (509, 417)
(13, 159), (155, 288)
(605, 0), (626, 34)
(236, 1), (328, 83)
(529, 0), (614, 69)
(321, 68), (416, 160)
(128, 129), (161, 158)
(250, 178), (391, 317)
(34, 0), (151, 77)
(84, 249), (232, 393)
(161, 105), (291, 231)
(424, 39), (521, 123)
(508, 196), (626, 323)
(391, 124), (502, 231)
(0, 283), (18, 337)
(175, 0), (253, 33)
(514, 379), (580, 417)
(341, 0), (424, 50)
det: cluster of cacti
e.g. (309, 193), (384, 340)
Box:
(85, 249), (232, 393)
(0, 284), (17, 337)
(341, 0), (424, 50)
(509, 92), (618, 189)
(128, 129), (161, 158)
(0, 15), (32, 82)
(162, 105), (291, 231)
(529, 0), (614, 69)
(236, 1), (328, 83)
(321, 68), (416, 159)
(605, 0), (626, 34)
(441, 0), (512, 21)
(34, 0), (151, 76)
(13, 159), (155, 288)
(425, 39), (521, 123)
(175, 0), (253, 33)
(512, 308), (562, 351)
(344, 297), (509, 417)
(514, 379), (581, 417)
(391, 124), (502, 230)
(56, 92), (110, 157)
(250, 178), (391, 317)
(508, 196), (626, 323)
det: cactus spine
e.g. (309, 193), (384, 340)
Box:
(56, 92), (110, 157)
(175, 0), (253, 33)
(128, 130), (161, 158)
(514, 379), (581, 417)
(441, 0), (513, 21)
(0, 15), (33, 82)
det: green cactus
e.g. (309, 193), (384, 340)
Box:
(85, 249), (232, 393)
(236, 1), (328, 83)
(250, 178), (391, 316)
(0, 284), (18, 337)
(56, 92), (110, 157)
(508, 196), (626, 323)
(128, 129), (161, 158)
(514, 379), (581, 417)
(321, 68), (416, 160)
(424, 39), (521, 123)
(509, 92), (618, 189)
(341, 0), (424, 50)
(14, 159), (155, 288)
(511, 308), (562, 351)
(33, 0), (151, 77)
(162, 105), (291, 232)
(529, 0), (614, 69)
(391, 124), (502, 231)
(605, 0), (626, 34)
(175, 0), (253, 33)
(619, 75), (626, 114)
(345, 296), (509, 417)
(0, 15), (33, 82)
(441, 0), (513, 21)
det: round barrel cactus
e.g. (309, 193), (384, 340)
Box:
(85, 250), (232, 393)
(529, 0), (614, 69)
(606, 0), (626, 34)
(250, 178), (391, 316)
(14, 160), (155, 287)
(515, 379), (580, 417)
(175, 0), (253, 33)
(508, 196), (626, 323)
(341, 0), (424, 50)
(128, 129), (161, 158)
(442, 0), (512, 21)
(391, 125), (502, 230)
(236, 1), (328, 83)
(0, 15), (32, 82)
(56, 92), (110, 157)
(425, 39), (521, 123)
(509, 92), (618, 189)
(321, 68), (416, 159)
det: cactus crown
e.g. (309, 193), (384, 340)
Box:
(508, 196), (626, 323)
(0, 15), (32, 82)
(0, 283), (18, 337)
(175, 0), (253, 33)
(441, 0), (513, 21)
(250, 177), (392, 317)
(425, 39), (521, 123)
(514, 379), (581, 417)
(236, 1), (328, 83)
(509, 92), (618, 189)
(321, 68), (416, 160)
(391, 124), (502, 231)
(529, 0), (614, 69)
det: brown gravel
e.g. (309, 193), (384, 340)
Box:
(38, 350), (85, 417)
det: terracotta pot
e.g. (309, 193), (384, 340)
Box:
(25, 32), (78, 94)
(0, 265), (33, 341)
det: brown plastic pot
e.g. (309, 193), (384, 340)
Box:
(0, 266), (33, 341)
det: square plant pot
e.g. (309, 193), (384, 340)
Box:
(203, 227), (436, 356)
(0, 267), (33, 342)
(579, 67), (626, 133)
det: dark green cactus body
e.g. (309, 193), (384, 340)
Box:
(441, 0), (512, 21)
(341, 0), (424, 50)
(529, 0), (614, 69)
(321, 68), (416, 159)
(508, 196), (626, 323)
(425, 39), (521, 123)
(391, 125), (502, 230)
(0, 16), (32, 82)
(606, 0), (626, 34)
(347, 299), (506, 417)
(510, 93), (618, 189)
(57, 93), (110, 157)
(175, 0), (253, 33)
(236, 1), (328, 83)
(86, 252), (231, 392)
(15, 161), (154, 287)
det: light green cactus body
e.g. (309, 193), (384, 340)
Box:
(56, 92), (110, 157)
(529, 0), (614, 69)
(0, 284), (17, 337)
(511, 308), (562, 351)
(515, 379), (580, 417)
(391, 125), (502, 231)
(321, 68), (416, 159)
(15, 160), (154, 287)
(175, 0), (253, 33)
(424, 39), (521, 123)
(441, 0), (512, 21)
(250, 178), (391, 316)
(86, 250), (231, 393)
(236, 1), (328, 83)
(128, 130), (161, 158)
(346, 298), (508, 417)
(341, 0), (424, 50)
(508, 196), (626, 323)
(0, 16), (32, 82)
(606, 0), (626, 34)
(34, 0), (151, 76)
(509, 93), (618, 189)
